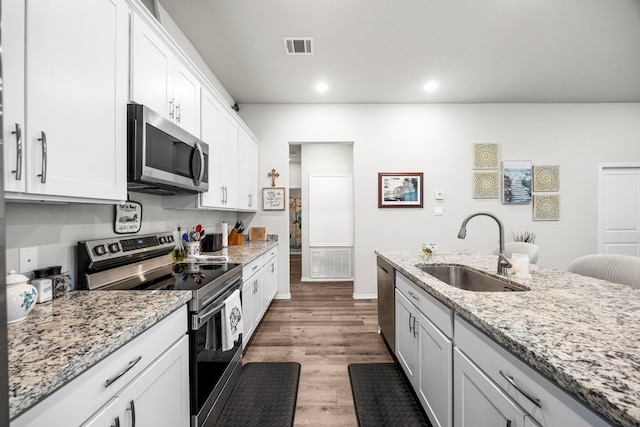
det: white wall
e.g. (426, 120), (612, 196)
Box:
(239, 102), (640, 298)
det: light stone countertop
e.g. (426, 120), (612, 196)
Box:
(7, 239), (277, 421)
(376, 249), (640, 427)
(206, 239), (279, 265)
(8, 290), (192, 420)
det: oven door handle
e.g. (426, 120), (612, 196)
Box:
(193, 300), (225, 330)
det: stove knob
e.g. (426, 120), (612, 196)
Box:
(94, 245), (107, 256)
(108, 243), (120, 253)
(167, 235), (174, 243)
(158, 236), (166, 244)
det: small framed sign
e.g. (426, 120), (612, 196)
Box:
(114, 201), (142, 234)
(263, 187), (286, 211)
(378, 172), (424, 208)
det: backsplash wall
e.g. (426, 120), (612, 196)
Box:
(5, 192), (243, 286)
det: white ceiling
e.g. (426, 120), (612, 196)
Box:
(157, 0), (640, 104)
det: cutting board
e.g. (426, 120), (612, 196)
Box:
(249, 227), (266, 241)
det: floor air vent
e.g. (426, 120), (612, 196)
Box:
(283, 37), (314, 55)
(310, 249), (351, 278)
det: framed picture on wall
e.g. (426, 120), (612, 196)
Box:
(114, 200), (142, 234)
(502, 161), (532, 204)
(378, 172), (424, 208)
(263, 187), (286, 210)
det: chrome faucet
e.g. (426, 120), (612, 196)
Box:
(457, 212), (512, 275)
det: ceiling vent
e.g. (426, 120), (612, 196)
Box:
(283, 37), (314, 55)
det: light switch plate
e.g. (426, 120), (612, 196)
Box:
(435, 190), (445, 200)
(434, 206), (444, 216)
(19, 247), (38, 274)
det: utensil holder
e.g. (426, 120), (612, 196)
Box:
(228, 229), (243, 245)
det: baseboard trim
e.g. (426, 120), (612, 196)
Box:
(353, 293), (377, 300)
(274, 293), (292, 300)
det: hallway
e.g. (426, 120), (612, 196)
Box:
(243, 254), (393, 425)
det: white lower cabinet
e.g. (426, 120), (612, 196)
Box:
(82, 335), (190, 427)
(10, 306), (189, 427)
(395, 273), (453, 427)
(242, 247), (279, 348)
(454, 348), (528, 427)
(454, 316), (612, 427)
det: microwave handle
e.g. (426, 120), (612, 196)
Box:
(193, 142), (205, 186)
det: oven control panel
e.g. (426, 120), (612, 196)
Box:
(79, 232), (176, 265)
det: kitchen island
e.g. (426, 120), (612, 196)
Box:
(8, 290), (192, 421)
(376, 249), (640, 427)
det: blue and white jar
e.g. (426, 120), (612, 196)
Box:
(6, 270), (38, 324)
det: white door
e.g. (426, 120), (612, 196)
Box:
(600, 165), (640, 256)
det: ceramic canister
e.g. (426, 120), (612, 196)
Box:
(6, 271), (38, 324)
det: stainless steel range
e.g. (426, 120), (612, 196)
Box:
(77, 232), (243, 427)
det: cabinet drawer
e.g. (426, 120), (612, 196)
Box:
(454, 316), (611, 427)
(264, 246), (278, 262)
(11, 306), (188, 427)
(397, 272), (453, 338)
(243, 254), (264, 280)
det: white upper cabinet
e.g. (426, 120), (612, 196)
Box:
(4, 0), (129, 203)
(130, 13), (201, 137)
(237, 127), (258, 212)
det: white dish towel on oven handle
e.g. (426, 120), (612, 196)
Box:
(221, 289), (243, 351)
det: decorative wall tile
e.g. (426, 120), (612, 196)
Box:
(533, 194), (560, 221)
(473, 143), (500, 169)
(533, 165), (560, 192)
(473, 171), (500, 199)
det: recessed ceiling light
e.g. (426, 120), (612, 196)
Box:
(424, 81), (439, 92)
(315, 82), (329, 93)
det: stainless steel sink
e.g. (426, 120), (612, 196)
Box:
(417, 265), (529, 292)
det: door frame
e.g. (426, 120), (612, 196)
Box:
(598, 162), (640, 253)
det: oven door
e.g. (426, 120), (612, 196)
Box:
(190, 281), (243, 427)
(128, 103), (209, 193)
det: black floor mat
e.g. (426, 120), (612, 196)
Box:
(348, 363), (432, 427)
(216, 362), (301, 427)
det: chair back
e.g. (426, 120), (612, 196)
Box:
(567, 254), (640, 288)
(493, 242), (540, 264)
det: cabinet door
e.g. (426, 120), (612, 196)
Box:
(24, 0), (128, 201)
(416, 310), (452, 427)
(2, 0), (26, 193)
(130, 13), (172, 120)
(251, 273), (265, 328)
(454, 348), (527, 427)
(200, 90), (238, 209)
(237, 128), (258, 211)
(172, 62), (201, 137)
(395, 290), (419, 386)
(242, 279), (255, 348)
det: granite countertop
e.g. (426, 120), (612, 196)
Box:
(376, 249), (640, 427)
(8, 290), (192, 420)
(206, 239), (279, 265)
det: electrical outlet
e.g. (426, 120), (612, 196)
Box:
(19, 247), (38, 274)
(435, 190), (445, 200)
(434, 206), (444, 216)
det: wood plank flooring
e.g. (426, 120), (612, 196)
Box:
(243, 254), (394, 426)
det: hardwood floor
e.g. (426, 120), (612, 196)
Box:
(243, 254), (394, 426)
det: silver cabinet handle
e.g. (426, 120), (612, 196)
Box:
(412, 316), (418, 337)
(105, 356), (142, 388)
(11, 123), (22, 180)
(408, 312), (414, 333)
(127, 400), (136, 427)
(248, 194), (252, 207)
(111, 416), (120, 427)
(408, 290), (420, 302)
(252, 264), (259, 271)
(37, 131), (47, 183)
(175, 103), (181, 123)
(169, 99), (175, 119)
(221, 186), (226, 203)
(193, 141), (205, 186)
(499, 370), (542, 407)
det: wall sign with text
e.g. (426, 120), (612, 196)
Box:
(262, 187), (286, 211)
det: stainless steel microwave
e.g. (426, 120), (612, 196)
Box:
(127, 103), (209, 195)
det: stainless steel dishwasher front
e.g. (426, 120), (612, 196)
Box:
(376, 256), (395, 354)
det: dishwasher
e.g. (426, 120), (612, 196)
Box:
(377, 256), (396, 354)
